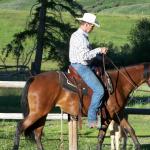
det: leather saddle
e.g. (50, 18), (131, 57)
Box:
(60, 66), (91, 96)
(60, 65), (110, 96)
(61, 65), (113, 96)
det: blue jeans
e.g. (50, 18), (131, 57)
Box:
(71, 63), (104, 123)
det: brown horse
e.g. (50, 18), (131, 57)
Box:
(12, 62), (150, 150)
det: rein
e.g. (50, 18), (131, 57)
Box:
(106, 57), (150, 93)
(102, 55), (113, 94)
(105, 56), (138, 89)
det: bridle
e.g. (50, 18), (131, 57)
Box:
(103, 56), (138, 89)
(103, 56), (150, 89)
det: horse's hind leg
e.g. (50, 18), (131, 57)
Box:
(12, 113), (45, 150)
(120, 118), (141, 150)
(34, 116), (47, 150)
(12, 121), (23, 150)
(34, 126), (45, 150)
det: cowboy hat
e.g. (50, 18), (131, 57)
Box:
(76, 13), (100, 27)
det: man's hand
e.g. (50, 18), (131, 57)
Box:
(100, 47), (108, 54)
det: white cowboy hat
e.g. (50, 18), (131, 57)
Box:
(76, 13), (100, 27)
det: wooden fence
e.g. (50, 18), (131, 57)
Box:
(125, 108), (150, 115)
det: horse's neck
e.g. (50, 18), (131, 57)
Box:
(120, 65), (144, 92)
(109, 65), (144, 96)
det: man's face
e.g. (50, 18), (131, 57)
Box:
(85, 23), (95, 33)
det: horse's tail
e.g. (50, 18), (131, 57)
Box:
(21, 77), (34, 117)
(21, 76), (35, 139)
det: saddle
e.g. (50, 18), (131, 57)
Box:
(60, 66), (92, 96)
(60, 65), (113, 96)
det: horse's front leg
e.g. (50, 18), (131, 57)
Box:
(120, 118), (141, 150)
(97, 116), (110, 150)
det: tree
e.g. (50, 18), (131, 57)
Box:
(31, 0), (47, 74)
(129, 18), (150, 63)
(2, 0), (84, 74)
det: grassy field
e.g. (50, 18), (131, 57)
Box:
(0, 115), (150, 150)
(0, 0), (150, 70)
(0, 1), (149, 149)
(0, 9), (58, 70)
(78, 0), (150, 15)
(0, 10), (29, 51)
(0, 10), (140, 50)
(0, 85), (149, 149)
(0, 10), (149, 70)
(90, 14), (142, 46)
(0, 8), (149, 49)
(0, 0), (37, 10)
(100, 3), (150, 15)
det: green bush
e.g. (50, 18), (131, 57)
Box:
(129, 18), (150, 64)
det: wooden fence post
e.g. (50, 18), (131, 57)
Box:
(68, 115), (78, 150)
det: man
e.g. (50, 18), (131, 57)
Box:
(69, 13), (108, 128)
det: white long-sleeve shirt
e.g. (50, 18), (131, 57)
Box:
(69, 28), (101, 65)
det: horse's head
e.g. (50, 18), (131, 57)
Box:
(144, 63), (150, 87)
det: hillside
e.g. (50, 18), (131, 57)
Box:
(0, 0), (149, 49)
(0, 0), (150, 69)
(100, 3), (150, 15)
(77, 0), (150, 15)
(0, 0), (36, 10)
(0, 0), (150, 15)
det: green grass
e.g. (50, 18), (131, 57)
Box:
(0, 9), (147, 51)
(0, 115), (150, 150)
(127, 84), (150, 107)
(0, 10), (29, 50)
(0, 0), (150, 70)
(77, 0), (150, 15)
(90, 14), (141, 46)
(0, 9), (59, 70)
(100, 3), (150, 15)
(1, 0), (150, 12)
(0, 0), (37, 10)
